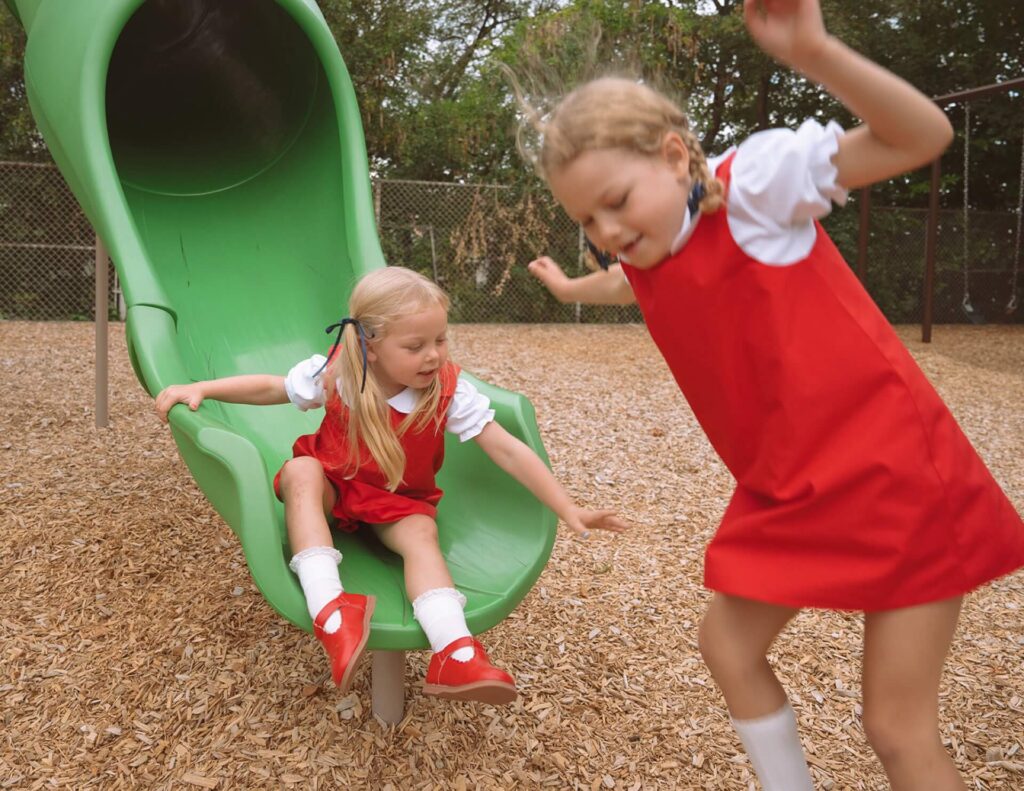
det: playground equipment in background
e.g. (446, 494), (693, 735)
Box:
(957, 104), (1024, 324)
(4, 0), (556, 721)
(921, 77), (1024, 342)
(1008, 122), (1023, 317)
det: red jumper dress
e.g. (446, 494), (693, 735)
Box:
(621, 153), (1024, 610)
(273, 361), (461, 531)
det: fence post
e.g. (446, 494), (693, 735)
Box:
(95, 233), (109, 427)
(922, 158), (942, 343)
(428, 226), (439, 284)
(856, 187), (870, 282)
(575, 225), (584, 323)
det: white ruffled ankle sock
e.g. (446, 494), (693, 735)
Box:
(290, 547), (344, 634)
(412, 587), (474, 661)
(731, 703), (814, 791)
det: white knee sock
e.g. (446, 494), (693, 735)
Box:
(412, 587), (474, 661)
(289, 547), (344, 634)
(731, 703), (814, 791)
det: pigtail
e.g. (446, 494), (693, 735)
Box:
(679, 128), (725, 215)
(324, 322), (406, 491)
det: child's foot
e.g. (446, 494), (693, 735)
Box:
(422, 637), (517, 704)
(312, 592), (375, 693)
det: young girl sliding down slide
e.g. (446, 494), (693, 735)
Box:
(519, 1), (1024, 787)
(157, 266), (626, 704)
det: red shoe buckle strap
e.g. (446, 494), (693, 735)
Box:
(436, 635), (477, 660)
(313, 593), (364, 636)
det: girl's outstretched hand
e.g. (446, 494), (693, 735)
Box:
(743, 0), (829, 68)
(527, 256), (572, 301)
(563, 507), (629, 539)
(155, 383), (205, 423)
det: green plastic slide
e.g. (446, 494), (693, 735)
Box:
(7, 0), (556, 650)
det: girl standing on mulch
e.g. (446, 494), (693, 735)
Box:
(156, 266), (625, 704)
(517, 0), (1024, 788)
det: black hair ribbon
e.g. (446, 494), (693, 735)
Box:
(313, 317), (369, 393)
(687, 182), (705, 217)
(585, 237), (615, 271)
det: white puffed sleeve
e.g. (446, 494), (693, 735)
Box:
(445, 376), (495, 442)
(284, 354), (328, 411)
(727, 120), (848, 266)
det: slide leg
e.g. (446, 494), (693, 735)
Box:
(371, 650), (405, 724)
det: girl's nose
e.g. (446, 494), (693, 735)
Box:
(593, 215), (621, 249)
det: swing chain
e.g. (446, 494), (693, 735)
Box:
(1008, 120), (1024, 315)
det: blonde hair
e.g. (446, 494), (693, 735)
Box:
(516, 76), (725, 214)
(324, 267), (450, 491)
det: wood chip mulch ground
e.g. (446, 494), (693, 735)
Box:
(1, 321), (1022, 791)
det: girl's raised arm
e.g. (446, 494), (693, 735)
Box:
(744, 0), (953, 190)
(155, 375), (289, 422)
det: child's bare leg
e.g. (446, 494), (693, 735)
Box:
(699, 593), (798, 717)
(279, 456), (337, 552)
(862, 596), (966, 791)
(699, 593), (811, 791)
(372, 514), (454, 599)
(279, 457), (345, 631)
(373, 515), (474, 658)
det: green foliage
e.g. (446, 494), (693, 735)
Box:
(0, 12), (46, 159)
(2, 1), (1022, 324)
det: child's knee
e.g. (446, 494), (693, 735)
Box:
(279, 456), (325, 492)
(698, 613), (753, 677)
(862, 704), (938, 762)
(401, 514), (439, 546)
(379, 514), (440, 558)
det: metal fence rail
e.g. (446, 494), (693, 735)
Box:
(1, 161), (1020, 325)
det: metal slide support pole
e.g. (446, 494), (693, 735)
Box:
(371, 650), (405, 724)
(95, 234), (109, 427)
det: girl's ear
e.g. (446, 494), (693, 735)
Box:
(662, 132), (690, 180)
(365, 342), (378, 364)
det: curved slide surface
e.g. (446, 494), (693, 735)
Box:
(7, 0), (556, 649)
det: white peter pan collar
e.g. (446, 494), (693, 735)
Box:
(386, 387), (418, 414)
(669, 207), (699, 255)
(335, 380), (419, 413)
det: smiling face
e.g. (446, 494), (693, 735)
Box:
(367, 303), (449, 397)
(547, 134), (692, 271)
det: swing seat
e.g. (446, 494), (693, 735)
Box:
(10, 0), (557, 650)
(961, 300), (987, 325)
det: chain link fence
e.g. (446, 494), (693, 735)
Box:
(2, 160), (1021, 325)
(823, 202), (1022, 325)
(374, 178), (641, 324)
(0, 161), (118, 321)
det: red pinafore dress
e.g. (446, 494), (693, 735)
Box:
(621, 153), (1024, 610)
(273, 361), (460, 531)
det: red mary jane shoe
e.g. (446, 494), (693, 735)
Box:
(422, 636), (517, 704)
(313, 592), (376, 693)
